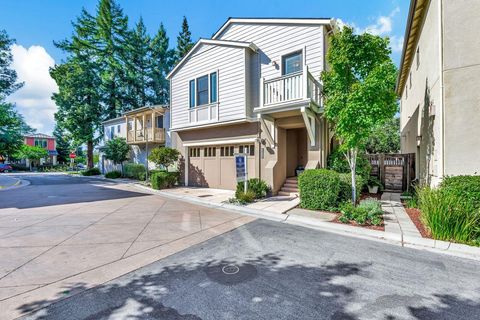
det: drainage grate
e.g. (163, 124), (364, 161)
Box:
(205, 263), (257, 285)
(197, 194), (213, 198)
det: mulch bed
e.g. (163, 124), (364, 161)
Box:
(360, 192), (382, 201)
(402, 202), (432, 238)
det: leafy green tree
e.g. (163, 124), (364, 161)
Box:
(148, 147), (180, 169)
(322, 27), (397, 204)
(15, 145), (48, 169)
(0, 29), (23, 99)
(125, 17), (151, 109)
(104, 137), (130, 173)
(150, 23), (174, 105)
(366, 117), (400, 154)
(0, 103), (32, 159)
(175, 16), (194, 63)
(0, 29), (31, 159)
(51, 57), (103, 169)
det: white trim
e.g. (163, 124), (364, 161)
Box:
(171, 118), (256, 132)
(183, 137), (257, 147)
(167, 39), (257, 79)
(212, 18), (333, 39)
(279, 47), (304, 76)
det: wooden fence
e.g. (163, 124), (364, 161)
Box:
(366, 153), (415, 192)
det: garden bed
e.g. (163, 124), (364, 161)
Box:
(332, 213), (385, 231)
(402, 202), (431, 238)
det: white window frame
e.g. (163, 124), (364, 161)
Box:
(279, 47), (305, 76)
(188, 70), (219, 109)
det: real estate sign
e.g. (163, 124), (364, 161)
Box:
(235, 154), (247, 182)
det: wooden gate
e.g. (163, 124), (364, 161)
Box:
(366, 153), (415, 192)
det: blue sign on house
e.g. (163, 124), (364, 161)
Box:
(235, 154), (247, 182)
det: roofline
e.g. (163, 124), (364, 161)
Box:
(102, 116), (125, 125)
(396, 0), (430, 96)
(24, 133), (55, 139)
(122, 104), (168, 116)
(166, 39), (257, 79)
(211, 17), (334, 39)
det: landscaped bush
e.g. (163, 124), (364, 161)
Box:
(123, 163), (146, 180)
(339, 198), (383, 225)
(235, 178), (270, 200)
(418, 186), (480, 245)
(440, 175), (480, 210)
(299, 169), (341, 210)
(38, 164), (70, 172)
(235, 190), (256, 204)
(338, 173), (363, 203)
(10, 164), (29, 171)
(150, 171), (178, 190)
(327, 148), (371, 184)
(80, 167), (101, 176)
(105, 170), (122, 179)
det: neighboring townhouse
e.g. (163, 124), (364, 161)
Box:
(22, 133), (58, 166)
(397, 0), (480, 186)
(168, 18), (334, 193)
(99, 105), (170, 173)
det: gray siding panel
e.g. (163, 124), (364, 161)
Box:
(170, 45), (246, 129)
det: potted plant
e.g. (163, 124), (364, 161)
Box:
(367, 176), (382, 194)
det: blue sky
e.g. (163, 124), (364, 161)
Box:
(0, 0), (409, 134)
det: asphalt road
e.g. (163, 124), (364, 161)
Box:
(21, 203), (480, 319)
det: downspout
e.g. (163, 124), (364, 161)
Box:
(439, 0), (445, 180)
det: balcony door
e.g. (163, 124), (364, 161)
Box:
(282, 51), (303, 75)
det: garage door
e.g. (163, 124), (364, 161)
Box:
(188, 144), (256, 190)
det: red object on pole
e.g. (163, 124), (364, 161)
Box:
(69, 152), (76, 159)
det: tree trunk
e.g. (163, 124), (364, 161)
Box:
(345, 148), (358, 205)
(87, 140), (94, 169)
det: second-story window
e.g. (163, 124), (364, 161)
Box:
(189, 72), (218, 108)
(197, 75), (209, 105)
(282, 51), (303, 75)
(117, 125), (120, 133)
(110, 128), (114, 139)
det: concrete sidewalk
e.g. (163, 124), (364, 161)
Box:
(133, 183), (480, 262)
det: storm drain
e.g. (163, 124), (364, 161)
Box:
(205, 263), (257, 285)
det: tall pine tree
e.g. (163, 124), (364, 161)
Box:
(175, 16), (194, 64)
(150, 23), (174, 105)
(95, 0), (129, 118)
(125, 17), (152, 109)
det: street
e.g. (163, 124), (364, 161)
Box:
(1, 174), (479, 319)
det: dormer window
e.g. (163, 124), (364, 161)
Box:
(189, 72), (218, 108)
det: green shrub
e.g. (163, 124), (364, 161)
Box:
(235, 190), (256, 204)
(440, 175), (480, 210)
(299, 169), (340, 210)
(105, 170), (122, 179)
(235, 178), (270, 200)
(367, 176), (383, 191)
(418, 186), (480, 245)
(123, 163), (146, 180)
(327, 148), (371, 184)
(339, 198), (383, 225)
(11, 164), (29, 171)
(80, 167), (101, 176)
(150, 171), (178, 190)
(338, 173), (363, 203)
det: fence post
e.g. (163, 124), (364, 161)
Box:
(379, 154), (385, 188)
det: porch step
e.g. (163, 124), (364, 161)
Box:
(278, 177), (299, 196)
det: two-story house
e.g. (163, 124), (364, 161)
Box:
(99, 105), (170, 174)
(168, 18), (334, 193)
(22, 133), (58, 167)
(397, 0), (480, 186)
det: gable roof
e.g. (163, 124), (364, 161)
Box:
(24, 133), (55, 139)
(396, 0), (430, 95)
(211, 17), (333, 39)
(166, 39), (257, 79)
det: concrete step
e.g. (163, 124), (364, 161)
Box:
(281, 187), (299, 193)
(283, 182), (298, 188)
(285, 177), (298, 183)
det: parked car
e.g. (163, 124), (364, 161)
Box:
(0, 164), (13, 173)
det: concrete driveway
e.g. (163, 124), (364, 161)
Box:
(0, 174), (253, 319)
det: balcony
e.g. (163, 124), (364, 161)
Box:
(258, 66), (322, 113)
(125, 106), (167, 145)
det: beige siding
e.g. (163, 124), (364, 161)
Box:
(170, 44), (246, 129)
(442, 0), (480, 176)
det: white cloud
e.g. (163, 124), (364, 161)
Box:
(334, 7), (404, 54)
(6, 44), (58, 135)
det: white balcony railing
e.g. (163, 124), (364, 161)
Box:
(189, 102), (218, 124)
(127, 128), (165, 144)
(261, 66), (322, 109)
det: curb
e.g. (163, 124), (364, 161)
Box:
(68, 175), (480, 262)
(0, 178), (30, 191)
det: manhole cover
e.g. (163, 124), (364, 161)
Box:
(205, 263), (257, 285)
(222, 265), (240, 275)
